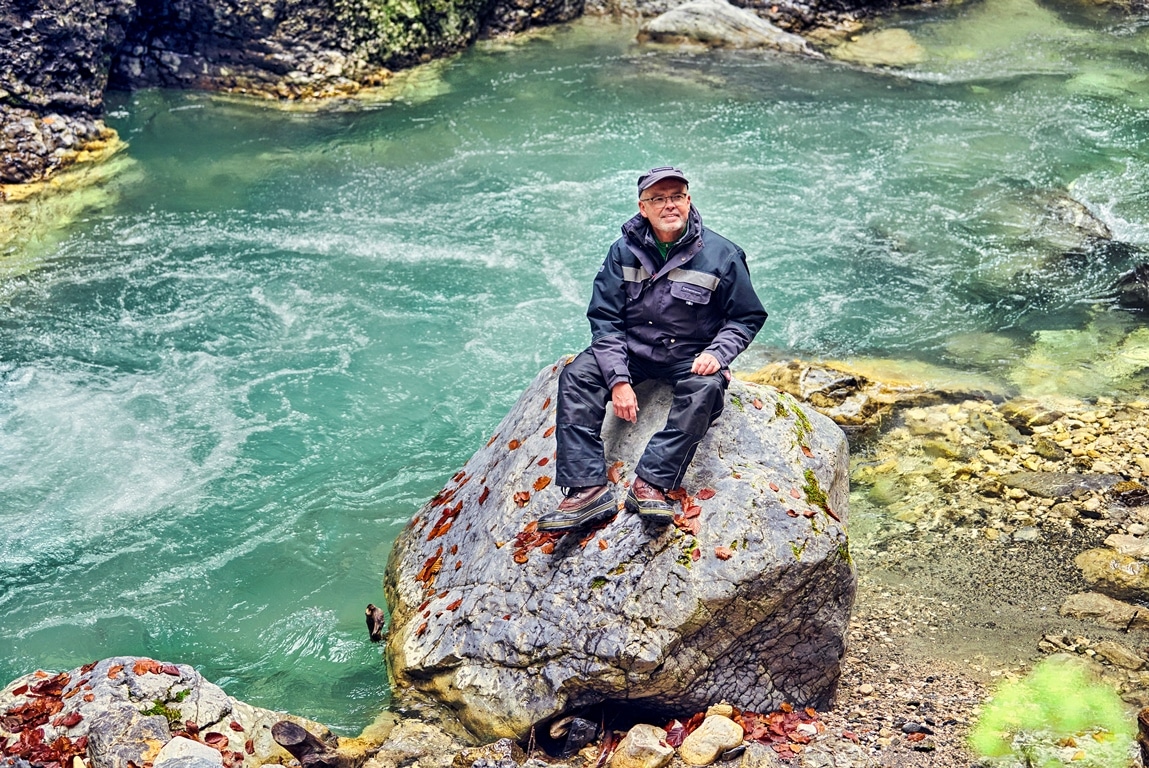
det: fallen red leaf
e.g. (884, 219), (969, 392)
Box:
(533, 476), (552, 492)
(513, 551), (529, 564)
(203, 733), (228, 749)
(30, 672), (70, 696)
(769, 482), (780, 492)
(455, 560), (462, 570)
(906, 732), (926, 742)
(487, 433), (499, 446)
(83, 694), (94, 703)
(478, 486), (490, 505)
(715, 546), (734, 560)
(508, 439), (521, 450)
(52, 712), (82, 728)
(789, 488), (801, 499)
(229, 721), (244, 732)
(513, 491), (531, 507)
(538, 457), (549, 466)
(245, 740), (255, 755)
(607, 464), (623, 484)
(753, 398), (763, 409)
(696, 488), (716, 500)
(598, 539), (608, 550)
(107, 665), (123, 679)
(542, 397), (551, 410)
(801, 445), (813, 458)
(415, 621), (428, 637)
(691, 548), (700, 561)
(544, 426), (556, 438)
(665, 720), (687, 747)
(446, 599), (463, 611)
(12, 684), (28, 696)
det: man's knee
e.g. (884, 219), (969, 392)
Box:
(559, 352), (603, 390)
(667, 374), (726, 435)
(558, 352), (610, 423)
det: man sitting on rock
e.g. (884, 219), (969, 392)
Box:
(539, 166), (767, 533)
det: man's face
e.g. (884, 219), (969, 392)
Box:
(638, 179), (690, 243)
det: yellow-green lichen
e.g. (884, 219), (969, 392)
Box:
(803, 468), (830, 513)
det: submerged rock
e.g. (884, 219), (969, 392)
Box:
(384, 358), (853, 742)
(998, 471), (1122, 499)
(1060, 591), (1149, 631)
(742, 358), (1007, 432)
(638, 0), (818, 53)
(828, 28), (926, 67)
(1075, 548), (1149, 601)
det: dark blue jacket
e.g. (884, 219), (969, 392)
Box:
(588, 206), (767, 388)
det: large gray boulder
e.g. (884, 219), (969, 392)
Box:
(384, 357), (854, 742)
(637, 0), (818, 53)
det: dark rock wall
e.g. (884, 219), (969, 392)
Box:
(1, 0), (134, 113)
(481, 0), (584, 37)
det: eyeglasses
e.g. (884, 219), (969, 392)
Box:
(640, 193), (688, 207)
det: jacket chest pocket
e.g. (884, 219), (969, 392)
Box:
(669, 280), (713, 306)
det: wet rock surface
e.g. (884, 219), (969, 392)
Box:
(384, 357), (854, 742)
(637, 0), (818, 52)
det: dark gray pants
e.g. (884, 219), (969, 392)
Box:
(555, 350), (728, 491)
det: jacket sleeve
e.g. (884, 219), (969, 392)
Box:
(704, 249), (767, 368)
(587, 244), (631, 388)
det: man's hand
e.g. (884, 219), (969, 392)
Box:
(691, 352), (721, 376)
(611, 382), (638, 423)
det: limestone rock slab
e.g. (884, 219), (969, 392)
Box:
(638, 0), (817, 53)
(384, 359), (854, 741)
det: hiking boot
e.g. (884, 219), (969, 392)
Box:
(625, 477), (674, 523)
(537, 485), (616, 532)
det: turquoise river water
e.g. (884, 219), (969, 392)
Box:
(5, 0), (1149, 733)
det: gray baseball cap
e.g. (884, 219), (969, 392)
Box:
(637, 166), (689, 194)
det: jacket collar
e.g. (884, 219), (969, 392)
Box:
(622, 205), (704, 280)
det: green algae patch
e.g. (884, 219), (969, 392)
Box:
(140, 701), (183, 728)
(803, 469), (830, 514)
